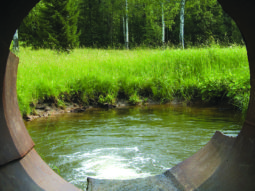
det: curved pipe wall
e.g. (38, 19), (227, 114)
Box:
(0, 0), (254, 190)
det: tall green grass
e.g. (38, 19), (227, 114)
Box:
(17, 46), (250, 116)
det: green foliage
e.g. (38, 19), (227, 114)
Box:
(129, 93), (142, 105)
(19, 0), (244, 48)
(20, 0), (80, 52)
(56, 99), (66, 109)
(98, 94), (116, 105)
(17, 47), (249, 116)
(39, 0), (80, 51)
(19, 2), (43, 47)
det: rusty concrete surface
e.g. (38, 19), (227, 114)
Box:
(0, 0), (255, 190)
(0, 52), (34, 166)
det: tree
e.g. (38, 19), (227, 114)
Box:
(161, 2), (165, 47)
(160, 0), (179, 47)
(38, 0), (80, 51)
(19, 2), (43, 48)
(179, 0), (185, 49)
(12, 30), (19, 52)
(19, 0), (243, 48)
(125, 0), (129, 49)
(79, 0), (122, 47)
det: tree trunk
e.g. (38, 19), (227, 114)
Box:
(12, 29), (19, 53)
(162, 2), (165, 47)
(180, 0), (185, 49)
(123, 16), (126, 44)
(125, 0), (129, 49)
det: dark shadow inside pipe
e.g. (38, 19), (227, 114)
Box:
(1, 0), (255, 190)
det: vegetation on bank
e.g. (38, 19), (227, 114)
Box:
(20, 0), (243, 51)
(17, 46), (250, 116)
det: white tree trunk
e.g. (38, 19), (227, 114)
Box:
(123, 15), (126, 44)
(180, 0), (185, 49)
(162, 2), (165, 47)
(125, 0), (129, 49)
(13, 29), (19, 52)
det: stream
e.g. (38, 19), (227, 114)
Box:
(25, 104), (243, 190)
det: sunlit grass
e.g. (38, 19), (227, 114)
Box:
(17, 46), (250, 115)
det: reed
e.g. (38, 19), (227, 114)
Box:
(17, 46), (250, 115)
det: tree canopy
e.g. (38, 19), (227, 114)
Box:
(19, 0), (243, 50)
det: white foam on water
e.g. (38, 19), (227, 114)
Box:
(73, 147), (151, 180)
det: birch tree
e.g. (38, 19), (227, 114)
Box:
(161, 2), (165, 47)
(161, 0), (179, 47)
(125, 0), (129, 49)
(179, 0), (185, 49)
(12, 29), (19, 52)
(19, 0), (243, 48)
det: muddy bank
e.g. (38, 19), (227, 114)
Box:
(24, 99), (157, 121)
(24, 98), (235, 121)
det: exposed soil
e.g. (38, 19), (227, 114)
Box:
(24, 99), (161, 121)
(24, 98), (234, 122)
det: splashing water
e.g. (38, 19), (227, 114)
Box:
(27, 105), (243, 190)
(71, 147), (152, 181)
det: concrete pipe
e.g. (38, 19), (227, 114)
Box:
(0, 0), (254, 190)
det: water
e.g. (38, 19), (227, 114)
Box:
(25, 104), (243, 190)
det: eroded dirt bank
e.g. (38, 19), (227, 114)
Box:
(24, 98), (235, 121)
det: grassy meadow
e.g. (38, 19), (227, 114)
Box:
(17, 46), (250, 116)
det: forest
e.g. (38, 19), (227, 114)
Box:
(15, 0), (249, 117)
(19, 0), (243, 51)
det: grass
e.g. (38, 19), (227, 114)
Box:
(17, 46), (250, 116)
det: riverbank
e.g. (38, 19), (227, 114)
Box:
(25, 98), (173, 121)
(17, 46), (250, 119)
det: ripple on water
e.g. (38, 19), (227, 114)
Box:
(26, 105), (243, 190)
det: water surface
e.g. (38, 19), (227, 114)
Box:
(26, 104), (243, 190)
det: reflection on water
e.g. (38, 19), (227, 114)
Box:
(25, 104), (243, 190)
